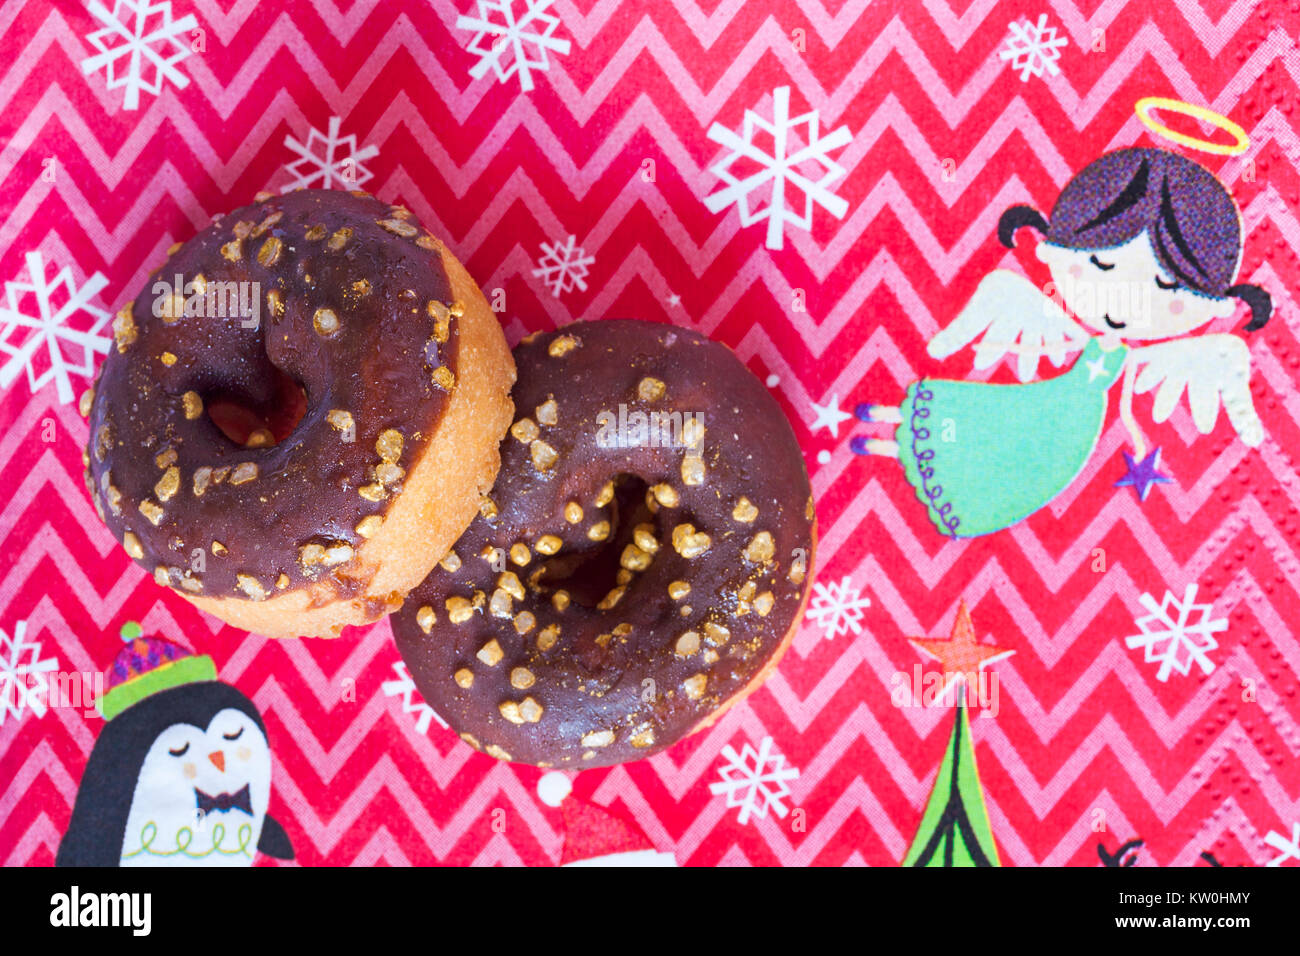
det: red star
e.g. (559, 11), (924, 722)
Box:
(909, 601), (1014, 688)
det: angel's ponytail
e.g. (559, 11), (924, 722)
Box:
(1226, 283), (1272, 332)
(997, 205), (1049, 249)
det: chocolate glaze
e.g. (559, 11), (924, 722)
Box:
(85, 189), (461, 605)
(392, 320), (814, 767)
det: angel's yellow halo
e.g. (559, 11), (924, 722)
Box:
(1134, 97), (1249, 157)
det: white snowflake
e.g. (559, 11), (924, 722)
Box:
(703, 86), (852, 251)
(531, 234), (594, 297)
(1125, 584), (1227, 682)
(998, 14), (1067, 82)
(1264, 822), (1300, 867)
(0, 621), (59, 726)
(0, 252), (111, 405)
(382, 661), (448, 735)
(709, 737), (800, 826)
(281, 116), (380, 192)
(456, 0), (572, 93)
(804, 575), (871, 640)
(80, 0), (198, 110)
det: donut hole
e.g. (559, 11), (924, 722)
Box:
(204, 366), (307, 449)
(539, 474), (656, 608)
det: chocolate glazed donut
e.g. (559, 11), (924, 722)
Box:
(84, 190), (515, 637)
(392, 320), (816, 767)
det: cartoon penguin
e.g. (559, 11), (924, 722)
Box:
(56, 623), (293, 867)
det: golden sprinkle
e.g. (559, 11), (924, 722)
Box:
(704, 622), (731, 644)
(313, 307), (340, 336)
(221, 239), (242, 261)
(431, 365), (455, 390)
(256, 236), (282, 266)
(535, 534), (562, 556)
(355, 515), (383, 538)
(416, 605), (436, 633)
(633, 525), (659, 554)
(548, 335), (578, 357)
(511, 418), (539, 443)
(232, 220), (254, 239)
(375, 428), (404, 463)
(245, 428), (273, 449)
(113, 304), (137, 352)
(154, 566), (172, 587)
(192, 466), (212, 497)
(744, 531), (775, 564)
(630, 727), (656, 749)
(485, 744), (512, 761)
(620, 544), (651, 572)
(211, 465), (230, 484)
(552, 590), (570, 612)
(683, 675), (707, 700)
(682, 418), (705, 449)
(638, 377), (666, 402)
(479, 497), (498, 520)
(304, 224), (327, 241)
(378, 218), (418, 237)
(754, 591), (775, 616)
(511, 667), (536, 690)
(650, 483), (679, 508)
(454, 668), (474, 689)
(806, 496), (815, 521)
(182, 391), (203, 420)
(352, 278), (372, 295)
(499, 701), (523, 724)
(519, 697), (543, 723)
(681, 455), (706, 486)
(671, 523), (711, 558)
(789, 554), (807, 585)
(160, 293), (185, 323)
(509, 543), (531, 566)
(276, 573), (289, 589)
(530, 439), (557, 471)
(327, 227), (353, 251)
(581, 730), (615, 748)
(251, 211), (281, 237)
(669, 580), (691, 600)
(498, 571), (525, 601)
(155, 447), (177, 469)
(597, 586), (626, 610)
(476, 638), (503, 666)
(139, 499), (164, 526)
(595, 481), (614, 507)
(78, 387), (94, 417)
(587, 520), (610, 542)
(537, 624), (560, 651)
(489, 588), (513, 618)
(447, 596), (476, 625)
(267, 288), (284, 316)
(733, 497), (758, 522)
(154, 466), (180, 502)
(358, 482), (387, 502)
(440, 551), (462, 572)
(211, 540), (228, 556)
(230, 462), (258, 485)
(535, 398), (558, 426)
(160, 351), (178, 366)
(326, 409), (354, 433)
(514, 611), (537, 634)
(167, 241), (183, 256)
(416, 235), (438, 251)
(564, 501), (583, 524)
(675, 631), (701, 657)
(123, 532), (144, 559)
(236, 573), (267, 600)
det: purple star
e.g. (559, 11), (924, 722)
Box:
(1115, 447), (1172, 502)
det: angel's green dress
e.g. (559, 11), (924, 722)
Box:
(900, 337), (1127, 537)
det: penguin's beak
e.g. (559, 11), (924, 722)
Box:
(208, 750), (226, 772)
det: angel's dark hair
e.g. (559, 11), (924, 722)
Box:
(997, 147), (1272, 331)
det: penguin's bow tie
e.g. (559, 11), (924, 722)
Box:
(195, 784), (253, 815)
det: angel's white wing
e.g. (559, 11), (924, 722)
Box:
(1131, 335), (1263, 447)
(927, 270), (1089, 382)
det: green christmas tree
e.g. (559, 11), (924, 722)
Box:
(902, 601), (1011, 868)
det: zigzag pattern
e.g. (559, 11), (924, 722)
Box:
(1, 0), (1298, 866)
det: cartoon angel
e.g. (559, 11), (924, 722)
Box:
(859, 147), (1271, 538)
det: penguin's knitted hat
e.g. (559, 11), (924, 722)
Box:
(99, 622), (218, 721)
